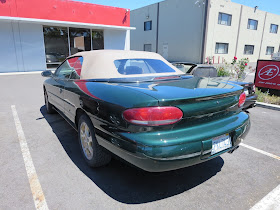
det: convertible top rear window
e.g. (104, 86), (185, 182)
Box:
(114, 59), (176, 75)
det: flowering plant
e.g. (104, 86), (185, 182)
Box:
(231, 57), (249, 79)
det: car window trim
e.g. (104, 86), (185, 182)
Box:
(53, 56), (83, 81)
(69, 56), (83, 80)
(53, 59), (67, 77)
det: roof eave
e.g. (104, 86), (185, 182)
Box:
(0, 16), (136, 30)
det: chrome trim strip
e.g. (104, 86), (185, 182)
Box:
(144, 151), (201, 161)
(202, 149), (212, 155)
(194, 90), (242, 102)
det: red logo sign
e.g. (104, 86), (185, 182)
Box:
(258, 65), (279, 80)
(255, 60), (280, 90)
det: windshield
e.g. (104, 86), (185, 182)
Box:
(172, 63), (194, 73)
(114, 59), (176, 75)
(193, 67), (218, 77)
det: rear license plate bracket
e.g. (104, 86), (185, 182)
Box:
(211, 134), (232, 155)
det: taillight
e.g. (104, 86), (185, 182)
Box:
(238, 92), (246, 107)
(123, 107), (183, 126)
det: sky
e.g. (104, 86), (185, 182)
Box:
(75, 0), (280, 15)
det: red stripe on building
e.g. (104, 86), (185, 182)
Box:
(0, 0), (130, 27)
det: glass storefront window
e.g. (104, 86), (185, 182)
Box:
(43, 26), (69, 68)
(92, 30), (104, 50)
(69, 28), (91, 55)
(43, 26), (104, 69)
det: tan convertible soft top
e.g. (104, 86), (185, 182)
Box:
(69, 50), (184, 79)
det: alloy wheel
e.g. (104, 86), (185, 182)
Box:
(80, 122), (94, 160)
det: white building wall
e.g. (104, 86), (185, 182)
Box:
(0, 21), (46, 72)
(205, 0), (241, 62)
(235, 6), (266, 62)
(11, 21), (24, 72)
(259, 13), (280, 60)
(206, 0), (280, 63)
(18, 22), (46, 71)
(130, 0), (207, 63)
(131, 0), (280, 64)
(124, 30), (131, 50)
(104, 29), (130, 50)
(130, 3), (158, 52)
(0, 21), (130, 73)
(0, 21), (20, 72)
(157, 0), (206, 63)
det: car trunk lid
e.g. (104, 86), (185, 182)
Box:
(119, 77), (243, 118)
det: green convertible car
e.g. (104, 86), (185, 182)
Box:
(42, 50), (250, 172)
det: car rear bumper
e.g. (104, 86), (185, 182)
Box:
(243, 94), (258, 109)
(95, 112), (250, 172)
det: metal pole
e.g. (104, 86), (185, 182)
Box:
(67, 27), (71, 56)
(235, 5), (243, 57)
(156, 3), (159, 53)
(258, 12), (267, 59)
(90, 29), (93, 50)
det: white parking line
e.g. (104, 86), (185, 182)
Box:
(11, 105), (49, 210)
(240, 143), (280, 160)
(240, 143), (280, 210)
(250, 184), (280, 210)
(0, 71), (43, 76)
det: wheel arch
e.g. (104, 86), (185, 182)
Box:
(75, 108), (87, 129)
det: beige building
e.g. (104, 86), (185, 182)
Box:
(131, 0), (280, 63)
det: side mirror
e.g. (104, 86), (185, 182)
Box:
(41, 70), (53, 77)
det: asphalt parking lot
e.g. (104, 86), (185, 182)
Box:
(0, 73), (279, 210)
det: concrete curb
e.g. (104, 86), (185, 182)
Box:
(256, 102), (280, 111)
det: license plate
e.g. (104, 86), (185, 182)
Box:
(211, 134), (232, 155)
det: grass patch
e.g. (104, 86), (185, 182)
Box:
(255, 88), (280, 105)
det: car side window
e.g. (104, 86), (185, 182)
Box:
(54, 57), (83, 80)
(54, 58), (76, 79)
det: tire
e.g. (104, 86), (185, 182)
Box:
(44, 91), (56, 114)
(78, 114), (111, 167)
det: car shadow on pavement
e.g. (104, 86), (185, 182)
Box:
(40, 106), (224, 204)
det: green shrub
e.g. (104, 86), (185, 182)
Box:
(217, 65), (231, 77)
(255, 88), (280, 105)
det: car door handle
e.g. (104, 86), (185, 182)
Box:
(59, 88), (63, 93)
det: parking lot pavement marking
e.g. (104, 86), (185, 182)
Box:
(11, 105), (49, 210)
(0, 71), (43, 76)
(240, 143), (280, 161)
(250, 184), (280, 210)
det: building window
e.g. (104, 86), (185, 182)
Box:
(43, 26), (104, 69)
(69, 28), (91, 55)
(218, 13), (232, 26)
(144, 21), (152, 31)
(266, 46), (274, 55)
(247, 19), (258, 30)
(43, 26), (69, 68)
(244, 45), (254, 55)
(144, 44), (152, 52)
(92, 30), (104, 50)
(270, 24), (278, 34)
(215, 43), (229, 54)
